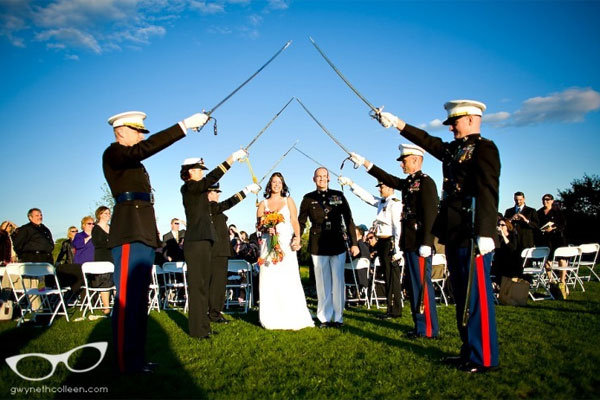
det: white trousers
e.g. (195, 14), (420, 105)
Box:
(311, 253), (346, 323)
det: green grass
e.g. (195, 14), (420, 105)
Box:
(1, 270), (599, 399)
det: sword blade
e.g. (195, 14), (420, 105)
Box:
(207, 40), (292, 116)
(245, 97), (294, 151)
(293, 146), (340, 178)
(295, 98), (351, 155)
(258, 140), (299, 184)
(309, 36), (378, 113)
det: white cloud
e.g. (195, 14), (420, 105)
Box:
(483, 111), (510, 123)
(189, 1), (225, 14)
(65, 54), (80, 61)
(35, 28), (102, 53)
(267, 0), (288, 10)
(511, 87), (600, 125)
(248, 14), (263, 26)
(418, 118), (444, 131)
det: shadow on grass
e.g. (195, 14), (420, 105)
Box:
(58, 315), (204, 399)
(163, 309), (189, 334)
(0, 319), (49, 362)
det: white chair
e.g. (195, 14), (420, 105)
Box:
(431, 253), (450, 306)
(344, 257), (370, 308)
(369, 257), (405, 309)
(15, 263), (70, 326)
(80, 261), (115, 317)
(148, 264), (163, 313)
(162, 262), (188, 312)
(521, 247), (552, 301)
(225, 259), (253, 314)
(5, 263), (28, 322)
(551, 246), (584, 292)
(577, 243), (600, 282)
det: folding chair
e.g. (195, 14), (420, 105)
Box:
(551, 246), (584, 292)
(5, 263), (28, 322)
(431, 253), (450, 306)
(369, 257), (405, 309)
(521, 247), (552, 301)
(80, 261), (115, 317)
(16, 263), (70, 326)
(162, 262), (188, 312)
(344, 257), (370, 308)
(225, 259), (253, 314)
(148, 264), (163, 313)
(577, 243), (600, 282)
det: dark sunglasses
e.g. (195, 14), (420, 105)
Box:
(543, 198), (552, 201)
(498, 223), (506, 227)
(173, 222), (180, 225)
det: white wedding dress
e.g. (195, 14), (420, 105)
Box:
(259, 200), (314, 330)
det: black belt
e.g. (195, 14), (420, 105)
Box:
(115, 192), (154, 204)
(23, 251), (51, 255)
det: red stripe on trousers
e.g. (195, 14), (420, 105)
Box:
(117, 244), (130, 372)
(475, 255), (491, 366)
(420, 257), (432, 337)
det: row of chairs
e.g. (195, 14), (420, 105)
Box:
(1, 258), (255, 326)
(522, 243), (599, 301)
(344, 253), (450, 310)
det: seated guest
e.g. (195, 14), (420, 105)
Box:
(492, 217), (520, 283)
(92, 206), (114, 315)
(0, 221), (17, 265)
(537, 194), (568, 295)
(55, 226), (85, 300)
(73, 216), (95, 265)
(56, 226), (77, 265)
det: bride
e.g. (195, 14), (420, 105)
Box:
(256, 172), (314, 330)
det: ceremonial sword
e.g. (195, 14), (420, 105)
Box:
(241, 97), (295, 184)
(199, 40), (292, 134)
(309, 37), (380, 117)
(258, 140), (299, 184)
(292, 146), (340, 178)
(462, 197), (479, 327)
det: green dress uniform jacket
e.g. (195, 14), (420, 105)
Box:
(368, 166), (439, 252)
(400, 124), (500, 247)
(103, 124), (186, 249)
(181, 161), (231, 242)
(298, 189), (358, 255)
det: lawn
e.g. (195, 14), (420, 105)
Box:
(1, 268), (599, 399)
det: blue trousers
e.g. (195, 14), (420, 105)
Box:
(446, 246), (499, 367)
(111, 242), (154, 373)
(405, 251), (439, 337)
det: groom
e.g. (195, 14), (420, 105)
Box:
(298, 167), (360, 328)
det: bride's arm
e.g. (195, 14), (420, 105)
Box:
(287, 197), (301, 249)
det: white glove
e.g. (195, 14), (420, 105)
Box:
(419, 245), (432, 258)
(182, 113), (209, 131)
(231, 149), (248, 162)
(378, 111), (400, 129)
(244, 183), (261, 195)
(349, 152), (365, 168)
(392, 252), (403, 263)
(477, 236), (495, 255)
(338, 176), (354, 187)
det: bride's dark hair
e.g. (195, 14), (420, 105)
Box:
(264, 172), (289, 199)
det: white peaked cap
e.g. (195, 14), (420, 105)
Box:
(397, 143), (425, 160)
(181, 157), (208, 170)
(442, 100), (486, 125)
(108, 111), (149, 133)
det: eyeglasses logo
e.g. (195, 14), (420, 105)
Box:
(5, 342), (107, 381)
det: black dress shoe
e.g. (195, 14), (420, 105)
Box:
(441, 355), (466, 366)
(319, 322), (331, 328)
(144, 362), (159, 371)
(460, 362), (498, 374)
(332, 322), (344, 328)
(213, 317), (229, 324)
(377, 314), (393, 320)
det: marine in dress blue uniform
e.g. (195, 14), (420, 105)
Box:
(103, 110), (208, 373)
(372, 100), (500, 372)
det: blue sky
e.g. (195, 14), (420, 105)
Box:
(1, 0), (599, 239)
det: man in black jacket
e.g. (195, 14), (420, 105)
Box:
(103, 110), (208, 374)
(162, 218), (185, 262)
(298, 167), (359, 328)
(13, 208), (54, 264)
(504, 191), (539, 254)
(370, 99), (500, 373)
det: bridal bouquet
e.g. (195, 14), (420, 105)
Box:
(257, 211), (285, 266)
